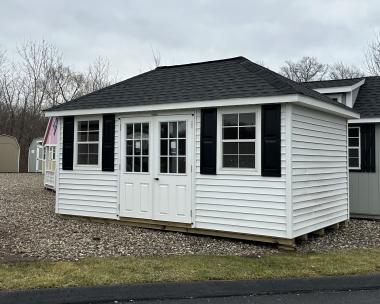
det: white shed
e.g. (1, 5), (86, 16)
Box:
(44, 57), (359, 248)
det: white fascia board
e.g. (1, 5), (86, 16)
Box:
(45, 93), (359, 119)
(349, 118), (380, 123)
(45, 95), (299, 117)
(295, 95), (360, 119)
(314, 79), (365, 94)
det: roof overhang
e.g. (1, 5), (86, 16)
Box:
(313, 79), (365, 94)
(348, 118), (380, 124)
(45, 94), (359, 119)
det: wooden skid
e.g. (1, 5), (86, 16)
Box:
(59, 214), (296, 250)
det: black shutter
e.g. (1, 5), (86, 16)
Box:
(261, 104), (281, 177)
(200, 108), (217, 174)
(360, 124), (376, 173)
(102, 114), (115, 171)
(62, 116), (74, 170)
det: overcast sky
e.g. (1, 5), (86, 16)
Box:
(1, 0), (380, 79)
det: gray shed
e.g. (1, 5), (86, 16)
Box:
(0, 134), (20, 173)
(28, 137), (43, 173)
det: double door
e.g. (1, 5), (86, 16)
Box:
(119, 115), (193, 223)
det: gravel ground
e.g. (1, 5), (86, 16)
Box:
(0, 173), (379, 262)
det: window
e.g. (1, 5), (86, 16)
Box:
(160, 121), (186, 174)
(221, 112), (256, 169)
(46, 146), (56, 171)
(348, 127), (360, 169)
(125, 122), (149, 173)
(76, 120), (100, 165)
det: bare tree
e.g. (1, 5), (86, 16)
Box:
(83, 56), (113, 94)
(366, 32), (380, 76)
(280, 56), (329, 82)
(329, 62), (365, 79)
(151, 46), (162, 68)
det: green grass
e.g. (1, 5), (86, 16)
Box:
(1, 248), (379, 290)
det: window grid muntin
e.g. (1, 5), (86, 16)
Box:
(125, 122), (149, 173)
(222, 112), (256, 169)
(77, 120), (100, 165)
(348, 126), (360, 169)
(160, 121), (186, 174)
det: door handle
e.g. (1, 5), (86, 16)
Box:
(154, 177), (159, 181)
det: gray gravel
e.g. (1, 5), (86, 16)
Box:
(0, 174), (379, 262)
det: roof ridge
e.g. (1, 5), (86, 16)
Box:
(156, 56), (246, 69)
(302, 77), (365, 84)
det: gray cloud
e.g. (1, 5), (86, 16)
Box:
(1, 0), (380, 78)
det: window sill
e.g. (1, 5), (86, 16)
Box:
(217, 168), (261, 176)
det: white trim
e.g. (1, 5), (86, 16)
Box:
(313, 79), (365, 94)
(349, 118), (380, 124)
(348, 126), (361, 170)
(216, 106), (261, 175)
(285, 103), (293, 238)
(73, 115), (103, 171)
(45, 94), (359, 119)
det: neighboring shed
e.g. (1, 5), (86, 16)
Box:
(42, 117), (59, 190)
(304, 76), (380, 219)
(0, 135), (20, 173)
(44, 57), (359, 247)
(28, 137), (43, 173)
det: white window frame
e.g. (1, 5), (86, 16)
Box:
(348, 126), (361, 170)
(73, 115), (103, 170)
(217, 106), (261, 175)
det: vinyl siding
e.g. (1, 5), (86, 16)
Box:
(194, 106), (288, 238)
(56, 117), (119, 219)
(291, 105), (349, 237)
(349, 124), (380, 218)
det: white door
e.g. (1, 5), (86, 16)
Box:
(153, 116), (193, 223)
(119, 118), (153, 219)
(119, 115), (193, 224)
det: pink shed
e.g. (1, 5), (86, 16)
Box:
(43, 117), (59, 145)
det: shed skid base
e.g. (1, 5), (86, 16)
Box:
(58, 214), (296, 250)
(295, 221), (348, 243)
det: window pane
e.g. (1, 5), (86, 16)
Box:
(126, 124), (133, 139)
(178, 139), (186, 155)
(223, 142), (238, 154)
(169, 157), (177, 173)
(169, 139), (177, 155)
(77, 154), (88, 164)
(126, 157), (133, 172)
(134, 140), (141, 155)
(348, 128), (359, 137)
(142, 123), (149, 139)
(223, 127), (238, 139)
(134, 157), (141, 172)
(142, 157), (149, 172)
(161, 122), (168, 138)
(178, 121), (186, 138)
(78, 132), (87, 142)
(239, 113), (255, 126)
(161, 140), (168, 156)
(89, 154), (98, 165)
(239, 127), (255, 139)
(134, 123), (141, 139)
(142, 140), (149, 155)
(160, 157), (168, 173)
(78, 143), (88, 154)
(239, 142), (255, 154)
(169, 122), (177, 138)
(178, 157), (186, 173)
(223, 114), (238, 126)
(78, 121), (88, 131)
(349, 138), (359, 146)
(239, 155), (255, 168)
(349, 148), (359, 158)
(88, 132), (99, 141)
(349, 157), (359, 168)
(223, 155), (238, 167)
(89, 120), (99, 131)
(89, 144), (98, 153)
(126, 140), (133, 155)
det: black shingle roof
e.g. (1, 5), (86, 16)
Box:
(353, 76), (380, 118)
(46, 56), (351, 112)
(302, 78), (364, 89)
